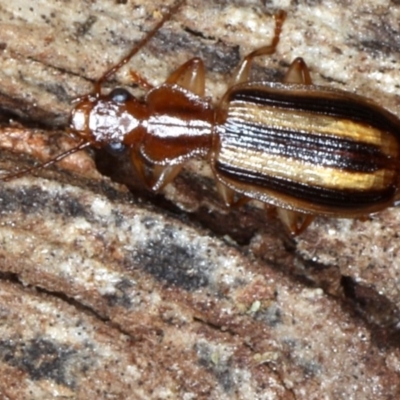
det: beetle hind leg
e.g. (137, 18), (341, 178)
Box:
(275, 208), (315, 236)
(215, 181), (252, 208)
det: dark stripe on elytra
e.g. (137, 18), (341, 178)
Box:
(229, 87), (400, 137)
(215, 162), (396, 208)
(221, 117), (388, 173)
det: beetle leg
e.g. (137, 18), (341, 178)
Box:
(165, 58), (206, 96)
(276, 208), (314, 235)
(129, 70), (155, 90)
(276, 57), (312, 234)
(215, 181), (251, 208)
(148, 164), (184, 191)
(283, 57), (313, 84)
(216, 181), (236, 206)
(232, 10), (286, 85)
(130, 151), (148, 186)
(130, 151), (183, 191)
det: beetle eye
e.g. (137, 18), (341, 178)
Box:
(110, 88), (131, 103)
(106, 141), (126, 155)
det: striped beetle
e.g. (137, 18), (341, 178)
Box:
(4, 2), (400, 235)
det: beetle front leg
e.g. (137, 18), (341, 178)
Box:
(165, 58), (206, 96)
(130, 151), (183, 192)
(125, 57), (207, 93)
(129, 70), (155, 90)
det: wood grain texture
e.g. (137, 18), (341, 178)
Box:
(0, 0), (400, 399)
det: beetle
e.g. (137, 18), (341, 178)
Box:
(3, 1), (400, 235)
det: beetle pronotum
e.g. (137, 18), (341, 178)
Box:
(3, 1), (400, 235)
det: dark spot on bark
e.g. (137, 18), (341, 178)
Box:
(132, 226), (212, 291)
(0, 186), (89, 220)
(195, 342), (234, 393)
(74, 15), (97, 37)
(353, 17), (400, 56)
(104, 278), (135, 307)
(256, 302), (283, 327)
(184, 27), (215, 41)
(0, 338), (77, 387)
(39, 82), (71, 103)
(151, 30), (240, 74)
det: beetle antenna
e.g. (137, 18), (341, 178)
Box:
(94, 0), (185, 93)
(0, 140), (92, 182)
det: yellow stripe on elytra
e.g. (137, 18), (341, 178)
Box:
(229, 103), (398, 157)
(218, 143), (394, 191)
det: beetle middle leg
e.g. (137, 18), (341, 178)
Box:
(275, 209), (315, 236)
(277, 59), (315, 234)
(221, 9), (316, 235)
(215, 10), (287, 207)
(237, 13), (316, 235)
(283, 57), (312, 84)
(276, 57), (314, 235)
(232, 10), (286, 85)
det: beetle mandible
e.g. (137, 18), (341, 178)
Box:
(4, 1), (400, 235)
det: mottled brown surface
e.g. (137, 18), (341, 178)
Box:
(0, 0), (400, 399)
